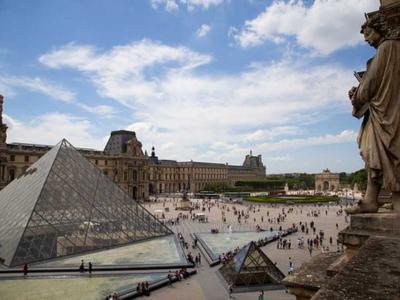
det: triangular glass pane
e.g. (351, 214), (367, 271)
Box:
(0, 139), (172, 267)
(0, 142), (62, 266)
(219, 241), (285, 288)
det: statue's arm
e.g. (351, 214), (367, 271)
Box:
(351, 42), (389, 117)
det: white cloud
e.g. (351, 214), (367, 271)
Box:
(4, 113), (106, 149)
(267, 155), (293, 162)
(39, 40), (356, 165)
(245, 126), (300, 142)
(183, 0), (225, 10)
(77, 103), (118, 116)
(127, 121), (156, 133)
(39, 40), (212, 108)
(0, 75), (75, 102)
(258, 130), (357, 152)
(0, 73), (118, 117)
(150, 0), (224, 11)
(196, 24), (212, 38)
(151, 0), (179, 11)
(233, 0), (379, 55)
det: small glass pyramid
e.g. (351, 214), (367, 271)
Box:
(0, 139), (172, 267)
(219, 241), (285, 287)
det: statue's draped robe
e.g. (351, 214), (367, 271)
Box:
(353, 40), (400, 191)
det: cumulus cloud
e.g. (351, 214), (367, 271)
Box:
(4, 113), (106, 149)
(0, 75), (75, 102)
(183, 0), (224, 10)
(267, 155), (293, 162)
(39, 40), (356, 164)
(233, 0), (379, 55)
(245, 126), (300, 142)
(77, 103), (118, 116)
(151, 0), (179, 11)
(150, 0), (224, 11)
(258, 129), (357, 152)
(39, 40), (212, 108)
(196, 24), (211, 38)
(0, 73), (118, 117)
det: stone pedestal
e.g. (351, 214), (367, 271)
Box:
(339, 213), (400, 248)
(282, 252), (341, 300)
(312, 236), (400, 300)
(176, 199), (192, 210)
(283, 213), (400, 300)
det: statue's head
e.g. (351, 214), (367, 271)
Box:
(361, 15), (385, 48)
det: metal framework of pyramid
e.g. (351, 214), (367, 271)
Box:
(0, 139), (172, 267)
(219, 241), (285, 288)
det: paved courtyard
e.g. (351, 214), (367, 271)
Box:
(140, 197), (348, 300)
(0, 196), (349, 300)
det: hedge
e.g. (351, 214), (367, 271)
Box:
(244, 195), (339, 204)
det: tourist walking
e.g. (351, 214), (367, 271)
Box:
(288, 258), (294, 275)
(258, 290), (264, 300)
(88, 261), (93, 274)
(228, 284), (233, 299)
(23, 264), (28, 276)
(79, 260), (85, 272)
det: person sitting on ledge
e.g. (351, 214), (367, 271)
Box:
(175, 270), (181, 280)
(167, 271), (173, 286)
(144, 281), (150, 296)
(136, 283), (141, 294)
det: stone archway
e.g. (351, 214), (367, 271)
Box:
(315, 170), (340, 192)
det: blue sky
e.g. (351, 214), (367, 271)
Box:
(0, 0), (380, 173)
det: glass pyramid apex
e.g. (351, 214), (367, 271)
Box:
(219, 241), (285, 288)
(0, 139), (172, 267)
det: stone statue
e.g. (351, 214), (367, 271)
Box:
(348, 10), (400, 214)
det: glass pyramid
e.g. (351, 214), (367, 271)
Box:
(219, 241), (285, 288)
(0, 139), (172, 267)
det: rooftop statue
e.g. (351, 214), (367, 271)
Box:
(348, 3), (400, 214)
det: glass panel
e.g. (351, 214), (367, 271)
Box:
(0, 143), (61, 266)
(219, 242), (285, 287)
(1, 140), (172, 267)
(196, 230), (280, 260)
(0, 273), (166, 300)
(37, 235), (186, 267)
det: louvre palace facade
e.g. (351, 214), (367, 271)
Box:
(0, 95), (266, 201)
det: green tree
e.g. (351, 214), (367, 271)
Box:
(350, 168), (367, 190)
